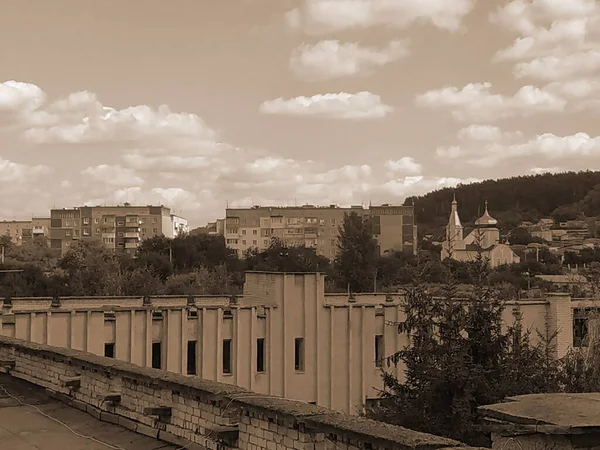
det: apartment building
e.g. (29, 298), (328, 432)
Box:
(49, 205), (178, 255)
(224, 204), (417, 259)
(171, 214), (189, 237)
(0, 217), (51, 245)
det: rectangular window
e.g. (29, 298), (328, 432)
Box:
(253, 229), (257, 235)
(222, 339), (232, 374)
(294, 338), (305, 371)
(187, 341), (197, 375)
(104, 343), (115, 358)
(152, 342), (162, 369)
(257, 338), (266, 373)
(375, 335), (384, 367)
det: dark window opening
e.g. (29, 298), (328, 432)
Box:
(222, 339), (232, 374)
(152, 342), (162, 369)
(375, 335), (384, 367)
(257, 338), (266, 373)
(294, 338), (305, 371)
(187, 340), (197, 375)
(104, 343), (115, 358)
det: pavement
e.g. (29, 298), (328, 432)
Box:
(0, 374), (179, 450)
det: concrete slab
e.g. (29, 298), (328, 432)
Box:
(479, 393), (600, 429)
(0, 374), (178, 449)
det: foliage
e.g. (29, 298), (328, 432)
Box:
(334, 212), (379, 293)
(368, 254), (561, 446)
(163, 265), (235, 295)
(406, 170), (600, 236)
(244, 239), (331, 273)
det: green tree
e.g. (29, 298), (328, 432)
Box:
(244, 239), (331, 273)
(334, 212), (378, 293)
(59, 240), (123, 296)
(369, 254), (560, 446)
(163, 264), (235, 295)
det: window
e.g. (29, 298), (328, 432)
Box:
(153, 218), (158, 223)
(253, 240), (257, 245)
(65, 229), (72, 237)
(187, 341), (197, 375)
(73, 230), (79, 237)
(242, 240), (246, 245)
(83, 217), (90, 225)
(94, 218), (99, 224)
(152, 228), (158, 233)
(294, 338), (305, 371)
(375, 335), (384, 367)
(104, 343), (115, 358)
(222, 339), (232, 374)
(257, 338), (266, 373)
(253, 229), (257, 235)
(152, 342), (162, 369)
(264, 240), (269, 246)
(117, 232), (124, 237)
(117, 221), (124, 226)
(242, 229), (246, 235)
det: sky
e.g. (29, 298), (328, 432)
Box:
(1, 0), (600, 227)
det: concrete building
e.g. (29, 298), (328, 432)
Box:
(0, 336), (473, 450)
(0, 271), (582, 416)
(441, 197), (520, 268)
(0, 217), (51, 245)
(170, 214), (189, 237)
(224, 204), (417, 259)
(49, 205), (178, 255)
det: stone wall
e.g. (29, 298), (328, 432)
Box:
(0, 335), (481, 450)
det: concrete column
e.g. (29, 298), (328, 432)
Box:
(347, 305), (353, 413)
(129, 310), (135, 363)
(329, 306), (335, 409)
(546, 292), (573, 359)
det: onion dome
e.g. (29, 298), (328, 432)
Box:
(475, 201), (498, 226)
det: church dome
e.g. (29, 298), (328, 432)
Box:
(475, 201), (498, 226)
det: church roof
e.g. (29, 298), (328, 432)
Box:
(448, 194), (462, 228)
(475, 201), (498, 226)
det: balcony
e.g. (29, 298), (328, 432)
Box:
(124, 232), (139, 238)
(125, 242), (138, 249)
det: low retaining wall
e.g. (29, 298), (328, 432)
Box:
(0, 335), (478, 450)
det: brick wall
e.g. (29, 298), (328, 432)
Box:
(0, 335), (480, 450)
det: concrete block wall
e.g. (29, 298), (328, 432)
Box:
(0, 335), (479, 450)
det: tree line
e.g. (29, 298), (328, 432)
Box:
(407, 170), (600, 238)
(2, 211), (600, 298)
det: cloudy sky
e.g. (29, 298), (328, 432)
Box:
(1, 0), (599, 226)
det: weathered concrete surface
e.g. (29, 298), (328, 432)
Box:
(0, 374), (178, 450)
(479, 393), (600, 429)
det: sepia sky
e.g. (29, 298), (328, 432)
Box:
(1, 0), (600, 226)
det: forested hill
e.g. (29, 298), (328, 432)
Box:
(404, 171), (600, 235)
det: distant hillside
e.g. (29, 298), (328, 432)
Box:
(405, 171), (600, 237)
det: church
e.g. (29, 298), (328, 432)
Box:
(441, 195), (520, 268)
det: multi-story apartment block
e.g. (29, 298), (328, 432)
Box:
(171, 214), (189, 237)
(0, 217), (51, 245)
(49, 205), (179, 255)
(224, 204), (417, 258)
(206, 218), (225, 236)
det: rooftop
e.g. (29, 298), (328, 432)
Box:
(479, 393), (600, 434)
(0, 374), (178, 450)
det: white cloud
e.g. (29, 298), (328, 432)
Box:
(436, 126), (600, 168)
(19, 89), (217, 146)
(416, 82), (566, 122)
(290, 40), (409, 80)
(530, 166), (562, 174)
(0, 157), (51, 183)
(286, 0), (476, 34)
(259, 92), (393, 119)
(384, 157), (422, 175)
(0, 81), (46, 113)
(81, 164), (145, 188)
(514, 50), (600, 80)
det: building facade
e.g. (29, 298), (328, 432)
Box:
(224, 204), (417, 259)
(49, 205), (177, 255)
(0, 218), (51, 245)
(170, 214), (189, 237)
(0, 271), (578, 415)
(441, 197), (520, 268)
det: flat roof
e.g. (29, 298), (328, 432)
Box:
(0, 374), (178, 449)
(479, 393), (600, 431)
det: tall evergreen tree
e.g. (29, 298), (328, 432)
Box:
(334, 212), (378, 293)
